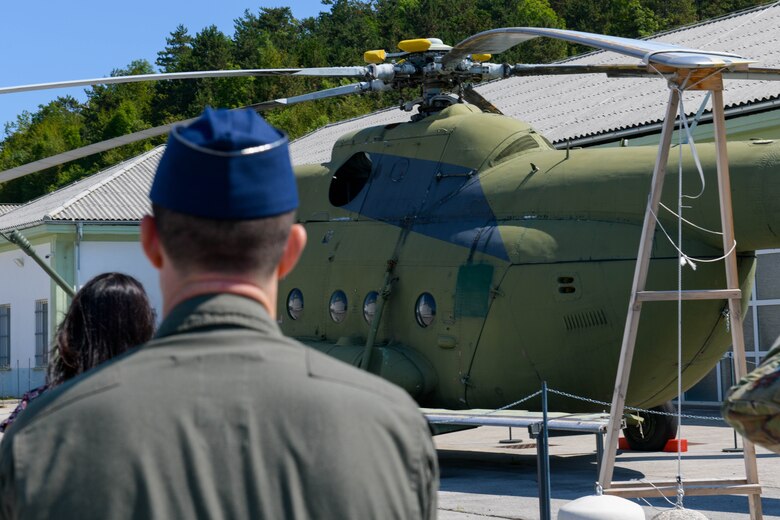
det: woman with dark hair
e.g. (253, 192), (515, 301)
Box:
(1, 272), (155, 431)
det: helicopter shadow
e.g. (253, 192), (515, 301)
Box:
(437, 450), (640, 499)
(437, 449), (780, 516)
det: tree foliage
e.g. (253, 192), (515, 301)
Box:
(0, 0), (772, 202)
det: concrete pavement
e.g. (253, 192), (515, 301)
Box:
(435, 411), (780, 519)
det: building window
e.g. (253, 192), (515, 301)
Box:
(0, 305), (9, 368)
(35, 300), (48, 367)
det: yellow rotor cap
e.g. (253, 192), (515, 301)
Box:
(472, 54), (492, 63)
(363, 49), (387, 64)
(398, 38), (432, 53)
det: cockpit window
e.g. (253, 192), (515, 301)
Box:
(329, 152), (372, 207)
(491, 135), (539, 166)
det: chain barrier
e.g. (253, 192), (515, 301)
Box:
(545, 388), (724, 422)
(438, 386), (723, 422)
(431, 389), (544, 424)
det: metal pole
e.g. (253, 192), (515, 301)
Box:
(3, 230), (76, 298)
(361, 259), (396, 371)
(538, 381), (552, 520)
(596, 433), (605, 478)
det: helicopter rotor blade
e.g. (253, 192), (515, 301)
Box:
(248, 80), (390, 111)
(0, 67), (371, 95)
(507, 63), (654, 77)
(721, 67), (780, 81)
(461, 86), (503, 115)
(503, 63), (780, 81)
(443, 27), (754, 71)
(0, 122), (186, 184)
(0, 80), (389, 183)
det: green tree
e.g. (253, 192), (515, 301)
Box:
(0, 98), (86, 202)
(83, 60), (158, 168)
(695, 0), (771, 20)
(153, 25), (195, 124)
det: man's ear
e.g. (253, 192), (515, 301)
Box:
(140, 215), (164, 269)
(277, 224), (307, 280)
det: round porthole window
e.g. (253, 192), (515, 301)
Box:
(329, 290), (348, 323)
(363, 291), (378, 324)
(415, 293), (436, 328)
(287, 289), (304, 320)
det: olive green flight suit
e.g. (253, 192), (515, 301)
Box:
(0, 294), (438, 519)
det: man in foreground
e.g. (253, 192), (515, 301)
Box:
(0, 108), (438, 519)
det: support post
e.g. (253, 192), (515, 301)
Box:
(597, 88), (681, 490)
(537, 381), (552, 520)
(711, 88), (762, 520)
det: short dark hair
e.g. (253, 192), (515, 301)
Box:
(48, 272), (155, 386)
(152, 203), (294, 278)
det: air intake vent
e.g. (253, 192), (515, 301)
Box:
(564, 309), (608, 331)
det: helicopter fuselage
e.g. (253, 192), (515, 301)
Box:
(279, 103), (780, 412)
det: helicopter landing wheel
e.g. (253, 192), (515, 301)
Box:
(622, 401), (678, 452)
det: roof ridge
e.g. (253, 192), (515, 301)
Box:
(647, 1), (779, 40)
(550, 2), (779, 66)
(291, 106), (400, 144)
(45, 146), (162, 219)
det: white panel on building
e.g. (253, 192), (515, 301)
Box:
(78, 241), (162, 324)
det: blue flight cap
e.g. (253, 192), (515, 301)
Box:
(151, 107), (298, 219)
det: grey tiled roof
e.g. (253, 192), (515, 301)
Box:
(0, 204), (20, 215)
(289, 108), (410, 165)
(0, 147), (160, 232)
(291, 2), (780, 164)
(475, 4), (780, 144)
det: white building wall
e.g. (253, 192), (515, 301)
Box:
(0, 240), (162, 397)
(0, 243), (51, 396)
(78, 241), (162, 324)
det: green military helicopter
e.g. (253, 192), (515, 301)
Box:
(3, 28), (780, 450)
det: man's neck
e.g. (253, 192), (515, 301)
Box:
(162, 273), (276, 319)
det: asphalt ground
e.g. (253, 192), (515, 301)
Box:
(435, 409), (780, 519)
(2, 401), (778, 519)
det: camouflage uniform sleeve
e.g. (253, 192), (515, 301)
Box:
(0, 434), (18, 520)
(722, 338), (780, 454)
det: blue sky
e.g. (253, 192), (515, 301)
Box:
(0, 1), (328, 134)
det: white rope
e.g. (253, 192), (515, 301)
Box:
(659, 202), (722, 236)
(676, 106), (685, 508)
(639, 479), (678, 508)
(677, 94), (707, 200)
(684, 67), (728, 93)
(649, 205), (737, 269)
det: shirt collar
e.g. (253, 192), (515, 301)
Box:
(154, 293), (280, 339)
